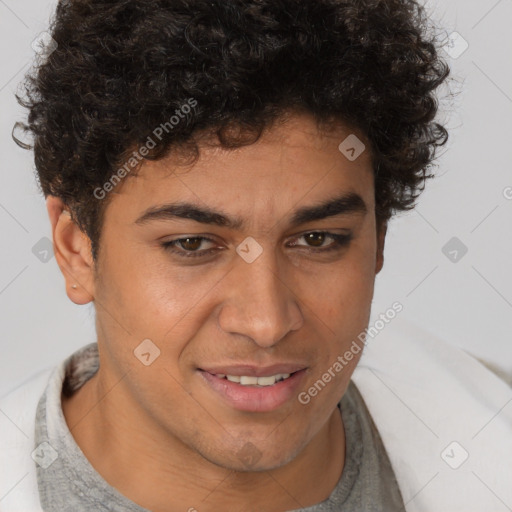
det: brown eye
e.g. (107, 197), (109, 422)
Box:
(161, 236), (220, 259)
(288, 231), (353, 252)
(305, 232), (326, 247)
(178, 237), (203, 251)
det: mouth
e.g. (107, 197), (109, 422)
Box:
(198, 368), (307, 412)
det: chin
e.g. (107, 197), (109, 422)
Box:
(204, 437), (306, 473)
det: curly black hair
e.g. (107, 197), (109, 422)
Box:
(13, 0), (450, 262)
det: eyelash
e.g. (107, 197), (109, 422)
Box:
(161, 232), (353, 259)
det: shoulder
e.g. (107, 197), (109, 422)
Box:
(352, 316), (512, 511)
(0, 343), (99, 510)
(0, 368), (54, 511)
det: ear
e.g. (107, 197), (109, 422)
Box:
(375, 221), (387, 274)
(46, 195), (96, 305)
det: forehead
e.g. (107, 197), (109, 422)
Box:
(107, 113), (375, 224)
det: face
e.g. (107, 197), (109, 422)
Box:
(82, 112), (384, 471)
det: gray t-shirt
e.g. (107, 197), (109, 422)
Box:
(34, 343), (406, 511)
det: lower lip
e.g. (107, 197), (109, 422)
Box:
(199, 369), (307, 412)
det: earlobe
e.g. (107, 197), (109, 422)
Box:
(46, 195), (95, 305)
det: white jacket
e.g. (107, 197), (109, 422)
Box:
(1, 317), (511, 511)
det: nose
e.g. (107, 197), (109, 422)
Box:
(217, 250), (304, 348)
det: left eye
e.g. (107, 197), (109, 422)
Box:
(289, 232), (352, 250)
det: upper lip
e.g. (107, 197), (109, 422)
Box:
(199, 364), (307, 377)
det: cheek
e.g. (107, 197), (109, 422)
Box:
(299, 242), (376, 328)
(91, 244), (198, 374)
(294, 236), (377, 394)
(98, 241), (211, 331)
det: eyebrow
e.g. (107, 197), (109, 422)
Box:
(134, 192), (368, 229)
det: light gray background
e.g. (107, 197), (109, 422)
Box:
(1, 0), (511, 397)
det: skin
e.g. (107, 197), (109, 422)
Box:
(48, 111), (386, 512)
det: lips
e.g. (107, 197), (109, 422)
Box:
(198, 365), (308, 412)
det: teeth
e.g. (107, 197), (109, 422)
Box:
(256, 375), (277, 386)
(240, 376), (258, 385)
(218, 373), (293, 387)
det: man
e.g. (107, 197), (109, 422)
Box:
(2, 0), (511, 511)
